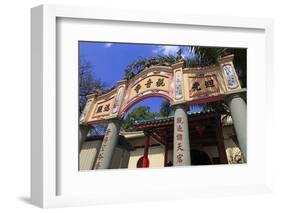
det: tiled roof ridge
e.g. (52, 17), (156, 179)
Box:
(134, 108), (216, 125)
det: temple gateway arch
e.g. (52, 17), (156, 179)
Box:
(79, 54), (246, 170)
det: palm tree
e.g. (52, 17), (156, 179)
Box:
(123, 46), (246, 115)
(124, 55), (179, 80)
(189, 46), (247, 114)
(189, 46), (247, 88)
(124, 57), (147, 80)
(189, 46), (228, 66)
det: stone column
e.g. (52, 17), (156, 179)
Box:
(79, 124), (90, 151)
(225, 90), (247, 162)
(94, 119), (121, 170)
(173, 103), (191, 166)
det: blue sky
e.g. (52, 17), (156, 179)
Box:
(79, 42), (193, 113)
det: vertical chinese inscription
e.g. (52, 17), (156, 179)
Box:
(175, 71), (183, 99)
(112, 87), (122, 114)
(80, 98), (93, 122)
(94, 128), (111, 169)
(223, 64), (239, 89)
(175, 117), (185, 165)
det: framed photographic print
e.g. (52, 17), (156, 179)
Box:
(31, 4), (274, 208)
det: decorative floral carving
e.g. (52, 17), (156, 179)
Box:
(226, 147), (243, 164)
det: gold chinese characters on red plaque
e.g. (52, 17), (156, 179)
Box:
(188, 74), (220, 98)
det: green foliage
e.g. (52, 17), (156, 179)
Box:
(202, 102), (230, 115)
(123, 101), (172, 130)
(193, 47), (247, 114)
(189, 46), (228, 66)
(124, 55), (178, 80)
(159, 100), (171, 117)
(124, 57), (147, 80)
(189, 46), (247, 87)
(232, 48), (247, 88)
(124, 47), (246, 88)
(155, 55), (178, 64)
(123, 106), (154, 130)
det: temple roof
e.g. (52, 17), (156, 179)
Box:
(133, 108), (216, 127)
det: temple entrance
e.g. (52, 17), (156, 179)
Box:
(122, 96), (171, 168)
(130, 103), (228, 167)
(79, 53), (246, 170)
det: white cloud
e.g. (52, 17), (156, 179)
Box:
(104, 43), (113, 48)
(153, 45), (179, 55)
(152, 45), (192, 59)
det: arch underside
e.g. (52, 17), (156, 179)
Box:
(120, 92), (173, 118)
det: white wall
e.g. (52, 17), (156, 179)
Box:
(1, 0), (281, 212)
(79, 141), (101, 170)
(79, 140), (131, 170)
(128, 146), (165, 168)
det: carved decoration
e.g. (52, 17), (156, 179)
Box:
(80, 99), (93, 122)
(175, 70), (183, 99)
(226, 147), (244, 164)
(188, 74), (220, 98)
(112, 87), (123, 114)
(80, 55), (242, 125)
(223, 64), (239, 89)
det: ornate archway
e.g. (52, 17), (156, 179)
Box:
(80, 55), (241, 125)
(79, 54), (247, 169)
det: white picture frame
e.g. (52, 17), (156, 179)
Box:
(31, 4), (274, 208)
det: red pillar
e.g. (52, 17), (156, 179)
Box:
(142, 133), (150, 168)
